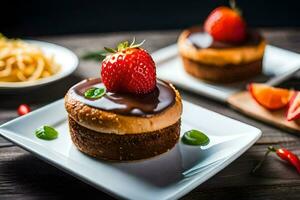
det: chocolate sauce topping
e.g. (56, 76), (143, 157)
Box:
(69, 78), (176, 116)
(187, 27), (262, 49)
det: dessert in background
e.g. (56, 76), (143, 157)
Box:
(178, 1), (266, 83)
(65, 40), (182, 161)
(0, 34), (60, 82)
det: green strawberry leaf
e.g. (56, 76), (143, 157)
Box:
(81, 50), (107, 61)
(117, 41), (129, 51)
(81, 38), (146, 62)
(104, 47), (117, 53)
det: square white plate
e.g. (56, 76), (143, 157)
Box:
(0, 99), (261, 199)
(154, 44), (300, 102)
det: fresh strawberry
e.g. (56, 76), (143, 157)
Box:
(204, 6), (246, 43)
(287, 92), (300, 121)
(101, 39), (156, 94)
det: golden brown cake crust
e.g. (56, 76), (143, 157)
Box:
(178, 27), (266, 67)
(64, 83), (182, 134)
(181, 56), (263, 83)
(68, 117), (181, 161)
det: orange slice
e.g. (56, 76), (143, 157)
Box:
(248, 83), (293, 110)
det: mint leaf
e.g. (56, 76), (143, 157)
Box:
(84, 87), (106, 99)
(35, 125), (58, 140)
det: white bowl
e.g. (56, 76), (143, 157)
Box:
(0, 40), (79, 90)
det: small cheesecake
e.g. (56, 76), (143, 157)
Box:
(65, 78), (182, 161)
(178, 27), (266, 83)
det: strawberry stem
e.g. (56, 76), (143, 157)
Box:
(81, 38), (145, 62)
(229, 0), (236, 9)
(130, 37), (136, 47)
(104, 38), (145, 53)
(117, 41), (129, 51)
(229, 0), (242, 16)
(130, 39), (145, 48)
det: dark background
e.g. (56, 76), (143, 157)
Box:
(1, 0), (300, 37)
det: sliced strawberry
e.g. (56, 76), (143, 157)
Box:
(248, 83), (292, 110)
(287, 92), (300, 121)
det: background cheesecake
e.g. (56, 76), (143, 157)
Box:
(178, 6), (266, 83)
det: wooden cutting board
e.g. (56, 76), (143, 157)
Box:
(227, 91), (300, 133)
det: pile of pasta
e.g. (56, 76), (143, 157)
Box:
(0, 34), (60, 82)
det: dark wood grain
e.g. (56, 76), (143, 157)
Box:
(1, 29), (300, 199)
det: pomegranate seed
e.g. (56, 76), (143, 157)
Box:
(18, 104), (31, 116)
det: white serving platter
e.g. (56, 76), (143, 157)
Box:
(0, 40), (78, 90)
(0, 99), (261, 200)
(153, 44), (300, 102)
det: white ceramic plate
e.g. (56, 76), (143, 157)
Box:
(154, 44), (300, 102)
(0, 99), (261, 200)
(0, 40), (78, 90)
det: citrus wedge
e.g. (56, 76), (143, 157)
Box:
(248, 83), (292, 110)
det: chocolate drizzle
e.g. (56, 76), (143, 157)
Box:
(187, 27), (262, 49)
(69, 78), (176, 116)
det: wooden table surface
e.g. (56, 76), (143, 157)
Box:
(1, 29), (300, 199)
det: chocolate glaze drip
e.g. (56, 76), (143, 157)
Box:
(69, 78), (176, 116)
(187, 27), (262, 49)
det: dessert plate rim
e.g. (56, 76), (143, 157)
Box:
(0, 99), (261, 200)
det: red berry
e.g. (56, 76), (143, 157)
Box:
(101, 46), (156, 94)
(204, 6), (246, 43)
(287, 92), (300, 121)
(18, 104), (31, 116)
